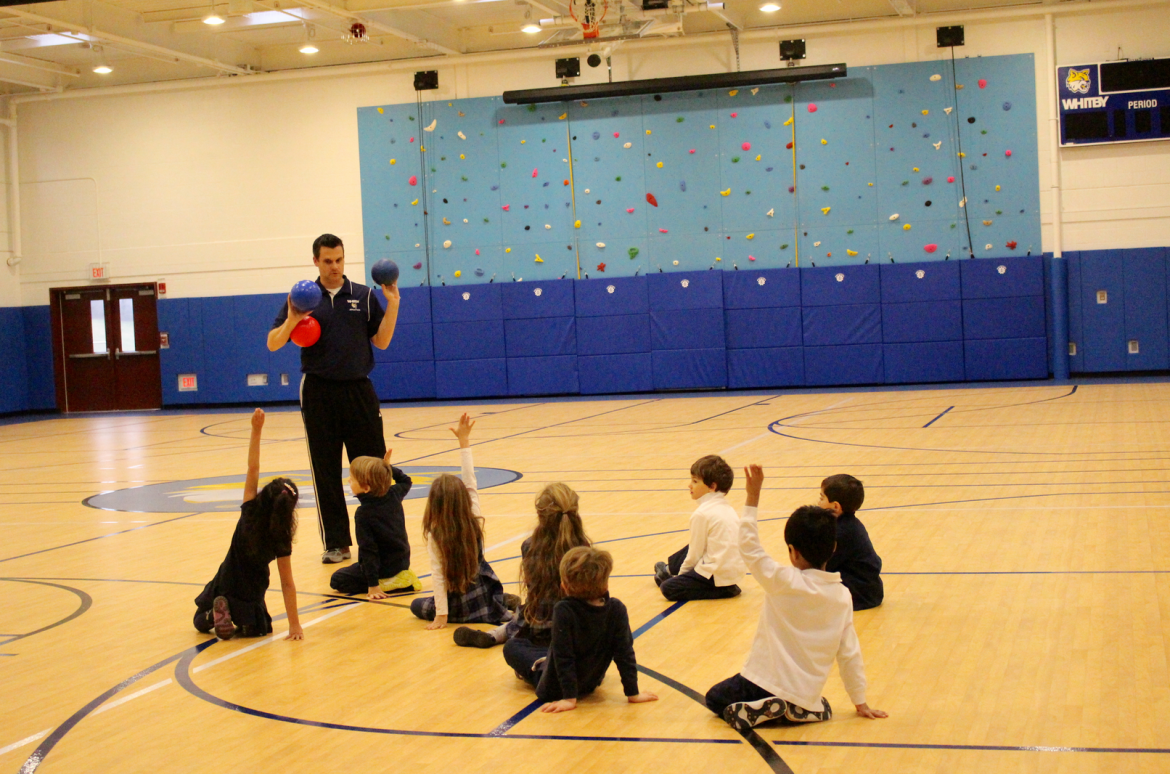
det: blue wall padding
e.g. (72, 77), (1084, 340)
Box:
(962, 297), (1046, 340)
(431, 284), (502, 322)
(507, 355), (579, 396)
(804, 344), (883, 385)
(648, 271), (723, 310)
(964, 337), (1048, 381)
(198, 296), (240, 404)
(435, 358), (508, 399)
(1076, 249), (1127, 372)
(371, 360), (436, 400)
(651, 308), (725, 351)
(722, 268), (801, 309)
(576, 314), (651, 355)
(883, 341), (964, 384)
(376, 286), (432, 324)
(575, 275), (648, 316)
(803, 304), (882, 346)
(652, 348), (727, 390)
(959, 255), (1044, 298)
(727, 347), (804, 388)
(882, 301), (963, 343)
(504, 316), (576, 357)
(725, 307), (803, 349)
(801, 265), (882, 306)
(159, 298), (196, 405)
(432, 319), (506, 361)
(377, 323), (435, 362)
(0, 307), (28, 413)
(22, 306), (55, 410)
(502, 279), (575, 319)
(239, 293), (291, 404)
(879, 261), (961, 302)
(1122, 247), (1168, 371)
(579, 353), (653, 394)
(1065, 252), (1083, 370)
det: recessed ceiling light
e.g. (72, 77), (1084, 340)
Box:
(203, 11), (225, 24)
(93, 63), (112, 74)
(300, 42), (318, 53)
(521, 23), (542, 33)
(759, 2), (780, 11)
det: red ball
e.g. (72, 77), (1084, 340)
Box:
(291, 316), (321, 347)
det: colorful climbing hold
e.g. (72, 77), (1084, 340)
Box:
(646, 193), (659, 207)
(628, 247), (638, 259)
(597, 263), (606, 272)
(821, 207), (831, 215)
(659, 228), (668, 233)
(786, 141), (794, 150)
(923, 177), (933, 185)
(454, 270), (461, 277)
(746, 233), (755, 240)
(903, 223), (911, 231)
(947, 176), (955, 183)
(1005, 149), (1012, 157)
(656, 161), (664, 168)
(390, 159), (396, 165)
(924, 244), (938, 253)
(930, 74), (942, 81)
(721, 189), (731, 196)
(729, 89), (738, 96)
(689, 149), (696, 154)
(979, 78), (988, 88)
(808, 104), (817, 113)
(623, 142), (632, 149)
(730, 112), (738, 118)
(413, 262), (422, 269)
(535, 255), (544, 263)
(821, 139), (828, 145)
(890, 213), (900, 221)
(742, 142), (752, 151)
(408, 175), (417, 185)
(411, 199), (418, 206)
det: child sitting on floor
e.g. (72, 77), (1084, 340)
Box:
(328, 450), (420, 600)
(514, 546), (659, 713)
(705, 465), (887, 731)
(819, 474), (883, 610)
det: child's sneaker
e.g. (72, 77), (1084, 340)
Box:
(724, 697), (790, 731)
(380, 569), (422, 593)
(654, 561), (671, 586)
(453, 626), (498, 648)
(503, 593), (521, 612)
(785, 697), (832, 723)
(212, 596), (235, 640)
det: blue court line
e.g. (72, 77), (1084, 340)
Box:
(0, 512), (208, 565)
(921, 406), (954, 428)
(771, 739), (1170, 754)
(18, 640), (214, 774)
(0, 580), (92, 645)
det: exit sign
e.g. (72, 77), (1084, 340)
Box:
(89, 263), (108, 280)
(178, 374), (198, 392)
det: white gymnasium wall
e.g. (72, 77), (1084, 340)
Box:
(9, 2), (1170, 307)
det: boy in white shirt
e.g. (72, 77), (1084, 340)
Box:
(705, 465), (888, 730)
(653, 455), (746, 601)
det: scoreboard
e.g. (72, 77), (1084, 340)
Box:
(1057, 58), (1170, 146)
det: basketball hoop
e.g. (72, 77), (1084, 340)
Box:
(570, 0), (608, 39)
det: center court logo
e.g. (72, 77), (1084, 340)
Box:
(83, 466), (523, 513)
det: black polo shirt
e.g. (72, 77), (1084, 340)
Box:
(272, 276), (385, 380)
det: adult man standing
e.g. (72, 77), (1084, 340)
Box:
(268, 234), (401, 563)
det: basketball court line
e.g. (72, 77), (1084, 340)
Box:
(771, 739), (1170, 754)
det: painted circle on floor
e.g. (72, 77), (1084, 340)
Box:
(82, 466), (522, 513)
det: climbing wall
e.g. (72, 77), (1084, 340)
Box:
(356, 53), (1040, 285)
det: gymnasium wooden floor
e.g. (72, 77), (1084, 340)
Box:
(3, 380), (1169, 773)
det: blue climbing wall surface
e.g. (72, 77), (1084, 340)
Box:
(358, 55), (1041, 283)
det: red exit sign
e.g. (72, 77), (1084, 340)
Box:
(178, 374), (198, 392)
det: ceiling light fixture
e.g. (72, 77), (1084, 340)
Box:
(202, 3), (225, 25)
(92, 45), (112, 74)
(759, 2), (780, 11)
(300, 23), (318, 53)
(521, 23), (542, 33)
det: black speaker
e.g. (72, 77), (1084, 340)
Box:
(587, 53), (602, 68)
(779, 39), (806, 61)
(556, 57), (581, 79)
(413, 70), (438, 90)
(936, 25), (964, 48)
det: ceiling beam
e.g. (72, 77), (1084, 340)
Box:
(0, 50), (80, 77)
(0, 59), (62, 89)
(0, 7), (255, 75)
(296, 0), (463, 54)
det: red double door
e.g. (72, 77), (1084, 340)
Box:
(51, 283), (162, 412)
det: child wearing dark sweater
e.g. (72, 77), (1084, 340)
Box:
(329, 451), (420, 600)
(819, 474), (883, 611)
(516, 547), (658, 713)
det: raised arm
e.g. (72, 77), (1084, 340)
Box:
(243, 409), (265, 503)
(739, 465), (790, 595)
(450, 413), (482, 517)
(371, 282), (401, 350)
(267, 296), (310, 352)
(387, 451), (413, 499)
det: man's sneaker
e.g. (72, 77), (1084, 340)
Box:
(724, 697), (790, 731)
(453, 626), (498, 648)
(654, 562), (671, 586)
(380, 569), (422, 592)
(212, 596), (235, 640)
(502, 593), (522, 612)
(322, 548), (347, 564)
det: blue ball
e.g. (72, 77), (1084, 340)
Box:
(371, 259), (400, 287)
(290, 280), (322, 312)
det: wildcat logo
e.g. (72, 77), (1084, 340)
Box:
(1065, 68), (1091, 94)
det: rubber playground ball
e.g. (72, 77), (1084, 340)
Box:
(290, 280), (322, 312)
(291, 316), (321, 347)
(371, 259), (400, 287)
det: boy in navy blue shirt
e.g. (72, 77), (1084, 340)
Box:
(329, 451), (420, 600)
(819, 474), (883, 610)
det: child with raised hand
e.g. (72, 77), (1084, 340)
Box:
(329, 450), (420, 600)
(193, 409), (303, 641)
(705, 465), (886, 731)
(516, 546), (658, 713)
(456, 482), (589, 649)
(410, 413), (513, 629)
